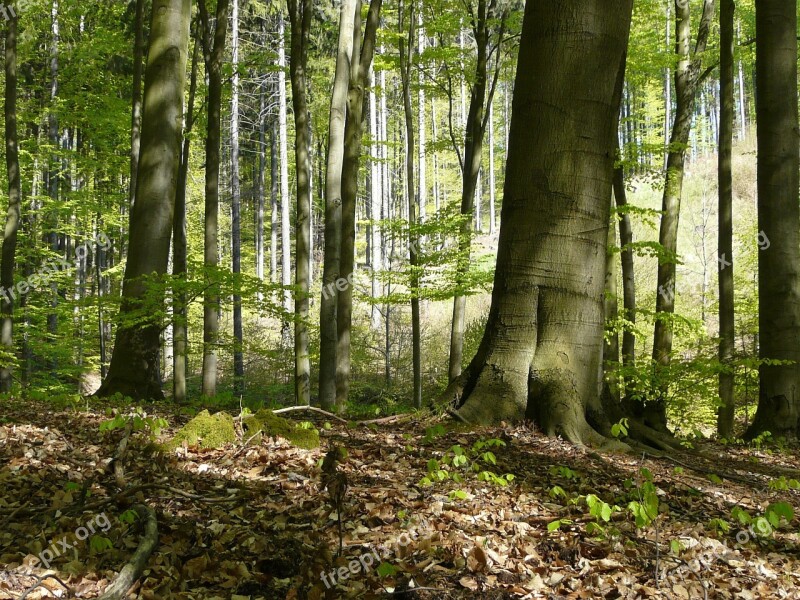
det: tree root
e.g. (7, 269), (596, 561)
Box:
(95, 504), (158, 600)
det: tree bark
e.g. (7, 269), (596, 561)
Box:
(613, 162), (637, 402)
(717, 0), (735, 437)
(319, 0), (357, 411)
(399, 0), (422, 408)
(199, 0), (230, 399)
(644, 0), (714, 432)
(231, 0), (244, 396)
(278, 13), (292, 341)
(448, 0), (505, 382)
(129, 0), (145, 209)
(747, 0), (800, 438)
(446, 0), (633, 447)
(1, 5), (21, 392)
(172, 36), (199, 405)
(289, 0), (313, 406)
(336, 0), (383, 409)
(96, 0), (191, 399)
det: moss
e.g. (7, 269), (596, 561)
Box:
(164, 409), (236, 450)
(242, 409), (320, 449)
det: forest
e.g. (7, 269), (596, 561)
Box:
(1, 0), (800, 597)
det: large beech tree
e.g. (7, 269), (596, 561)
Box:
(445, 0), (633, 445)
(96, 0), (191, 398)
(747, 0), (800, 438)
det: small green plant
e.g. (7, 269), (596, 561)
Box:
(750, 431), (772, 450)
(768, 476), (800, 491)
(423, 424), (446, 443)
(611, 418), (629, 438)
(100, 409), (168, 441)
(707, 518), (730, 534)
(119, 509), (139, 525)
(418, 438), (514, 489)
(89, 535), (113, 554)
(548, 465), (579, 480)
(628, 467), (659, 528)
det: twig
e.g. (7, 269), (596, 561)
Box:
(273, 406), (348, 424)
(17, 573), (73, 600)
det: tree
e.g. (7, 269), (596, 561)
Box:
(96, 0), (191, 399)
(643, 0), (714, 432)
(1, 3), (21, 392)
(717, 0), (735, 437)
(319, 0), (357, 411)
(173, 38), (200, 404)
(288, 0), (313, 406)
(231, 0), (244, 396)
(747, 0), (800, 438)
(444, 0), (633, 446)
(447, 0), (508, 382)
(198, 0), (230, 398)
(399, 0), (422, 409)
(336, 0), (383, 408)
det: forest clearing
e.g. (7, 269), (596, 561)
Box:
(2, 0), (800, 597)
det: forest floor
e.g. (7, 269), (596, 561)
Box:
(1, 397), (800, 599)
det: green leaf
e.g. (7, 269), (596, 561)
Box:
(377, 562), (397, 577)
(547, 520), (562, 532)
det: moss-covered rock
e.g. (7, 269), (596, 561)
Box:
(164, 409), (236, 450)
(242, 409), (320, 449)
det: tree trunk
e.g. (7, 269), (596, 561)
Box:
(319, 0), (356, 411)
(448, 0), (505, 382)
(96, 0), (191, 399)
(488, 100), (496, 235)
(256, 60), (266, 301)
(1, 6), (21, 392)
(278, 13), (292, 341)
(172, 37), (199, 404)
(717, 0), (735, 437)
(270, 121), (278, 286)
(336, 0), (383, 409)
(399, 0), (422, 409)
(613, 163), (637, 402)
(644, 0), (714, 432)
(47, 0), (60, 343)
(369, 68), (383, 330)
(747, 0), (800, 438)
(199, 0), (230, 399)
(231, 0), (244, 396)
(129, 0), (145, 208)
(289, 0), (313, 406)
(447, 0), (633, 447)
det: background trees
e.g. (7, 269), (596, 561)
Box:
(0, 0), (795, 442)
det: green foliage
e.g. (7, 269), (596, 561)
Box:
(418, 438), (514, 489)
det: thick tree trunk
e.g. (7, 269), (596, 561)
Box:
(644, 0), (714, 432)
(199, 0), (230, 398)
(319, 0), (357, 411)
(448, 0), (633, 447)
(1, 7), (21, 392)
(747, 0), (800, 439)
(717, 0), (735, 437)
(336, 0), (382, 409)
(399, 0), (422, 408)
(172, 38), (199, 404)
(96, 0), (190, 399)
(289, 0), (313, 406)
(231, 0), (244, 396)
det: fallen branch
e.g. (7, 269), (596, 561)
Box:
(17, 573), (73, 600)
(272, 406), (348, 424)
(358, 413), (415, 426)
(111, 419), (134, 489)
(95, 504), (158, 600)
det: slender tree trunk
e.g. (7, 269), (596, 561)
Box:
(336, 0), (383, 408)
(256, 75), (266, 301)
(199, 0), (230, 398)
(448, 0), (505, 381)
(319, 0), (357, 411)
(488, 100), (496, 235)
(613, 163), (637, 402)
(270, 121), (278, 285)
(644, 0), (714, 432)
(369, 68), (383, 330)
(1, 6), (21, 392)
(399, 0), (422, 408)
(716, 0), (735, 437)
(96, 0), (191, 399)
(129, 0), (145, 208)
(289, 0), (313, 406)
(417, 8), (426, 225)
(736, 20), (747, 141)
(47, 0), (60, 342)
(172, 37), (199, 404)
(445, 0), (633, 447)
(231, 0), (244, 396)
(747, 0), (800, 438)
(278, 13), (292, 341)
(664, 0), (671, 166)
